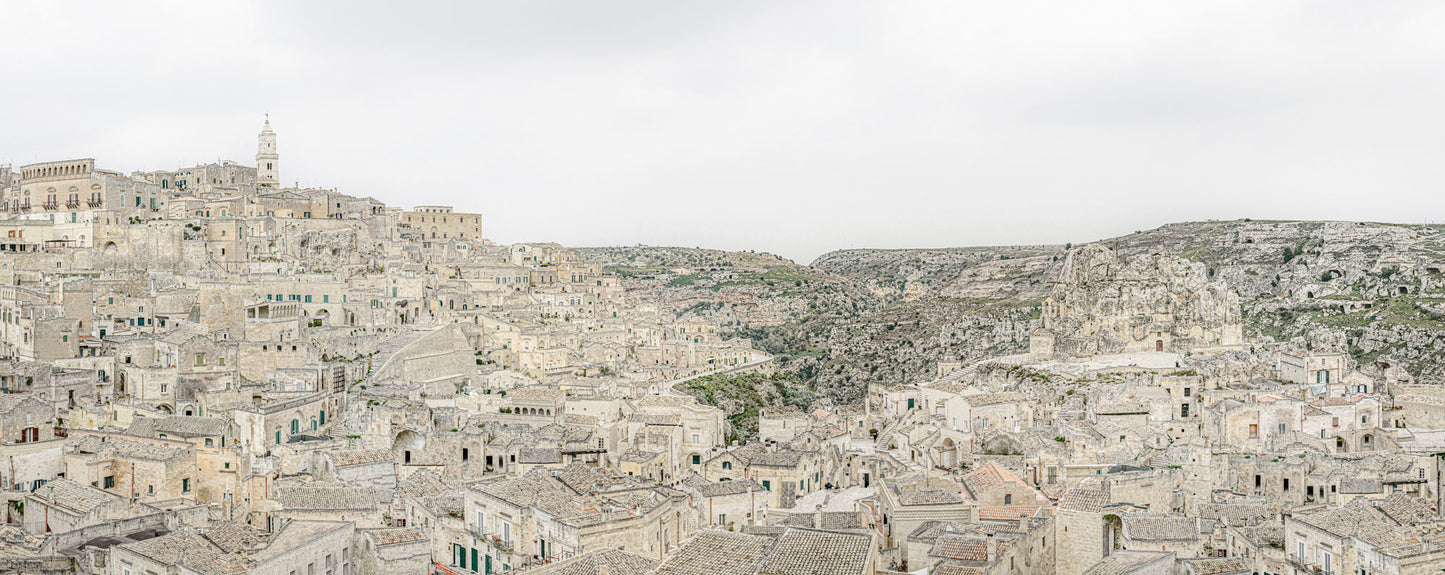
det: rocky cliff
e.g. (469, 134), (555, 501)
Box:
(1040, 244), (1243, 357)
(589, 220), (1445, 404)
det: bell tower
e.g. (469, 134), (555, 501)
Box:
(256, 115), (279, 188)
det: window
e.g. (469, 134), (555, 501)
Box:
(195, 353), (205, 366)
(1004, 494), (1012, 504)
(691, 454), (700, 465)
(722, 461), (732, 470)
(1183, 387), (1191, 397)
(183, 478), (190, 492)
(104, 475), (115, 489)
(205, 438), (213, 446)
(762, 480), (771, 491)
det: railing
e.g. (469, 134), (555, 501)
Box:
(66, 201), (79, 208)
(42, 202), (57, 210)
(88, 199), (103, 207)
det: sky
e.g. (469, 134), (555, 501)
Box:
(3, 1), (1444, 264)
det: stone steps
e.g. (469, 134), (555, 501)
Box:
(362, 326), (438, 385)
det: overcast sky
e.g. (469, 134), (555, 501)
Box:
(3, 1), (1444, 263)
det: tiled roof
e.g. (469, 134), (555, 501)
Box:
(1180, 557), (1249, 575)
(963, 463), (1023, 493)
(653, 529), (774, 575)
(681, 475), (766, 498)
(127, 415), (229, 438)
(890, 475), (969, 506)
(1337, 477), (1381, 494)
(203, 521), (267, 554)
(930, 534), (1009, 562)
(1122, 514), (1198, 541)
(364, 526), (427, 546)
(1197, 503), (1271, 527)
(979, 506), (1045, 522)
(119, 530), (241, 575)
(511, 387), (564, 401)
(757, 527), (872, 575)
(272, 484), (375, 511)
(933, 564), (988, 575)
(630, 413), (682, 425)
(518, 448), (562, 464)
(1058, 488), (1107, 513)
(899, 487), (966, 506)
(29, 478), (123, 515)
(527, 548), (659, 575)
(397, 470), (451, 499)
(1081, 550), (1173, 575)
(329, 449), (393, 467)
(1375, 493), (1436, 525)
(782, 511), (863, 530)
(1294, 499), (1390, 538)
(905, 521), (973, 543)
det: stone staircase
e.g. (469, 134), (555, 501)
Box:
(874, 416), (907, 450)
(362, 326), (439, 385)
(928, 353), (1031, 388)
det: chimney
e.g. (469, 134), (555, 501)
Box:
(986, 532), (997, 563)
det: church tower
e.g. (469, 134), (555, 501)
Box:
(256, 115), (279, 187)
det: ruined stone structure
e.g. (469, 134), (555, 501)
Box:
(1032, 244), (1243, 359)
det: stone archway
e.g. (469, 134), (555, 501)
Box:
(1103, 514), (1123, 557)
(390, 430), (421, 462)
(940, 437), (958, 468)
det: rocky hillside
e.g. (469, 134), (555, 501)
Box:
(818, 220), (1445, 385)
(1101, 220), (1445, 381)
(586, 221), (1445, 405)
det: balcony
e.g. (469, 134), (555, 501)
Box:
(42, 203), (57, 210)
(88, 199), (103, 207)
(66, 202), (79, 209)
(1286, 556), (1330, 575)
